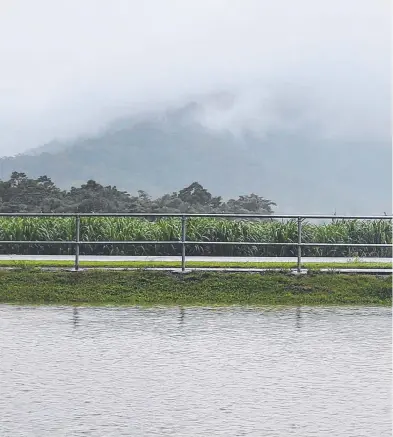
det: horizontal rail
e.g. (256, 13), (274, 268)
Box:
(0, 213), (391, 219)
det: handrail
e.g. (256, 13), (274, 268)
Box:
(0, 213), (391, 219)
(0, 213), (391, 272)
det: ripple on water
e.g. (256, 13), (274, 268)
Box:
(0, 305), (391, 437)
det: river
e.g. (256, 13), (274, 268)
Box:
(0, 305), (391, 436)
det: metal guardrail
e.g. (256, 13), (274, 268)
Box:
(0, 213), (391, 272)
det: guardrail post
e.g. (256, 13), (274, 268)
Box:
(75, 215), (80, 271)
(181, 216), (187, 272)
(297, 217), (302, 273)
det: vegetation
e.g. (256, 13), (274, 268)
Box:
(0, 215), (391, 257)
(1, 260), (391, 269)
(0, 270), (390, 306)
(0, 172), (391, 258)
(0, 172), (275, 214)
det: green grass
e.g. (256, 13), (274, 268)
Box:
(0, 270), (391, 306)
(1, 260), (391, 270)
(0, 216), (391, 257)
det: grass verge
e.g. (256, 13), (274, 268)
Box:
(0, 270), (391, 306)
(0, 260), (391, 270)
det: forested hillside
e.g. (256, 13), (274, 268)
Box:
(0, 99), (391, 214)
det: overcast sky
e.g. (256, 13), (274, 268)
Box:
(0, 0), (390, 156)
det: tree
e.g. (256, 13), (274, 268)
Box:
(178, 182), (213, 206)
(226, 194), (276, 214)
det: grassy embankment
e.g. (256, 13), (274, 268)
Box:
(0, 270), (391, 306)
(0, 259), (391, 270)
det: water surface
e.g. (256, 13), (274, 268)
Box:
(0, 305), (391, 436)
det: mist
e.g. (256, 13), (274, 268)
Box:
(0, 0), (390, 156)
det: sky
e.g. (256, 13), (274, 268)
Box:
(0, 0), (390, 156)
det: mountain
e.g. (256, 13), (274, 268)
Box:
(0, 94), (391, 214)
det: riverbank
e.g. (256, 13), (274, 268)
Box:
(0, 270), (390, 306)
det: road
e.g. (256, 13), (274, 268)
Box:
(0, 255), (390, 274)
(0, 255), (390, 263)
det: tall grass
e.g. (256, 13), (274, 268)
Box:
(0, 217), (391, 257)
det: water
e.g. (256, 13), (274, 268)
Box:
(0, 305), (391, 437)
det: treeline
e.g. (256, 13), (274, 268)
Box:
(0, 172), (275, 214)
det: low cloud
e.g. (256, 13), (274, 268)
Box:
(0, 0), (389, 155)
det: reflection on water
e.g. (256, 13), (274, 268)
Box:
(72, 306), (80, 329)
(0, 305), (391, 437)
(295, 306), (302, 330)
(179, 306), (185, 327)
